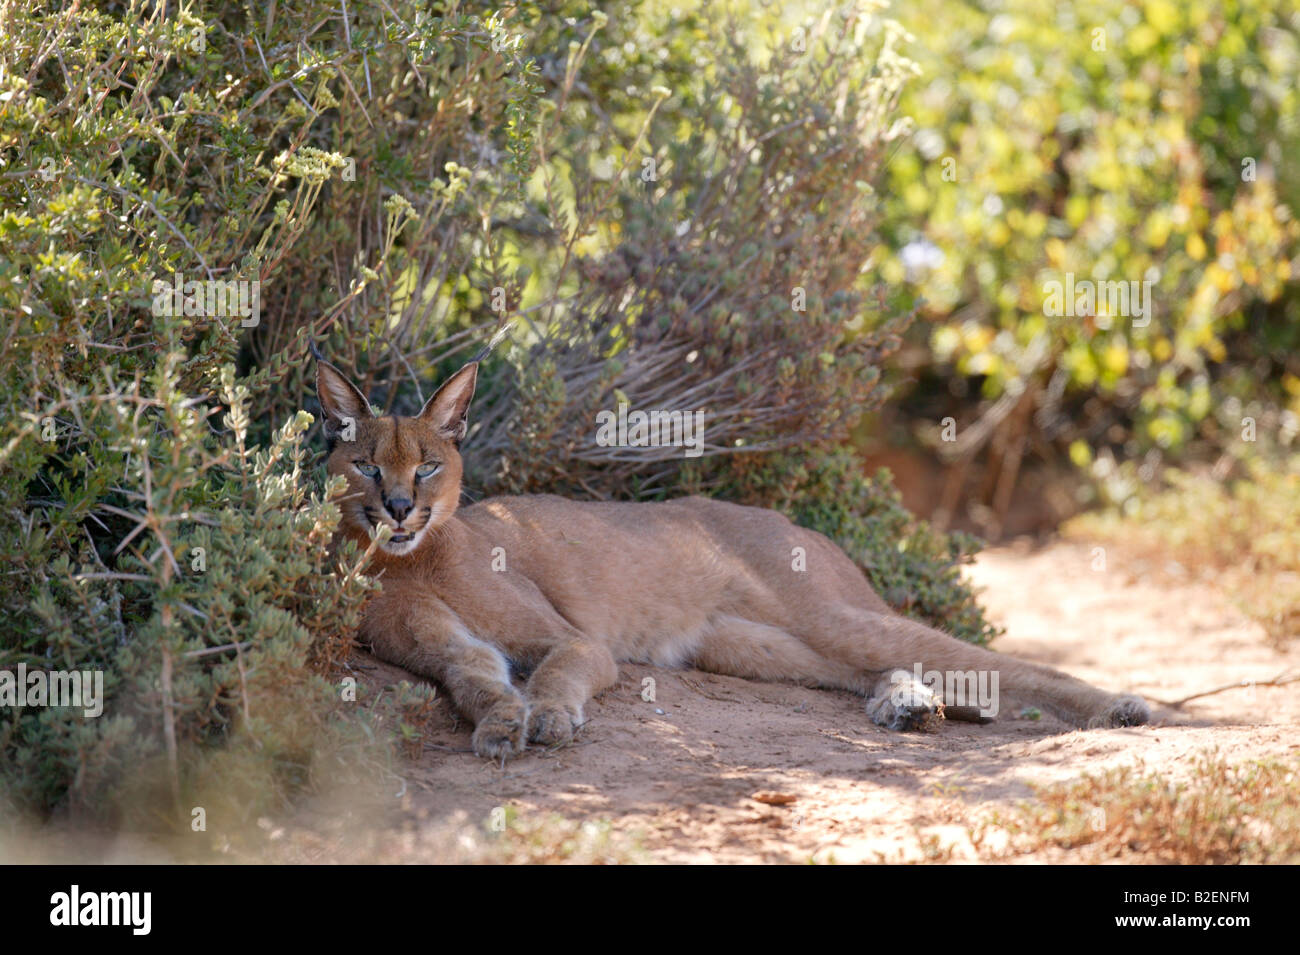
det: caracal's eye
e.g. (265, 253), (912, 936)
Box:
(415, 462), (442, 479)
(356, 462), (380, 478)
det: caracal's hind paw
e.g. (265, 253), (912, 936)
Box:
(1090, 694), (1151, 729)
(868, 671), (943, 731)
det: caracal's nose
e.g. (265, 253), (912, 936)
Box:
(386, 496), (413, 524)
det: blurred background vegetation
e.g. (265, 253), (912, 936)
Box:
(867, 0), (1299, 541)
(1, 0), (1296, 828)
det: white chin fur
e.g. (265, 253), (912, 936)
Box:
(377, 509), (440, 556)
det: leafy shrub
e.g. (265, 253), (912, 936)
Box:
(462, 7), (916, 495)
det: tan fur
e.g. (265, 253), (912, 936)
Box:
(314, 356), (1150, 759)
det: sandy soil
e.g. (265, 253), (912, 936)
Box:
(304, 538), (1298, 864)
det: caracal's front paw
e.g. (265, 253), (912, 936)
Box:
(472, 702), (528, 760)
(1090, 694), (1151, 729)
(527, 701), (582, 747)
(868, 670), (943, 731)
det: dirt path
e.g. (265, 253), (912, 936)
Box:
(298, 538), (1296, 864)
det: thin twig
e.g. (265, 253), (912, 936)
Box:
(181, 641), (253, 660)
(1150, 671), (1300, 708)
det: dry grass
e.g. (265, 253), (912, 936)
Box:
(974, 753), (1300, 864)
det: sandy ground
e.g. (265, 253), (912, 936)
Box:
(303, 537), (1298, 864)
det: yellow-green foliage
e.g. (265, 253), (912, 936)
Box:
(879, 0), (1300, 456)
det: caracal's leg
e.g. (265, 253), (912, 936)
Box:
(795, 604), (1150, 730)
(690, 614), (870, 691)
(523, 639), (619, 746)
(363, 595), (529, 760)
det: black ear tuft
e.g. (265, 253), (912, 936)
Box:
(418, 363), (478, 446)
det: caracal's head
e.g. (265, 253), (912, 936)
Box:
(313, 353), (477, 558)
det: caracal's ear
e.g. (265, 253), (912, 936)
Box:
(418, 362), (478, 446)
(312, 346), (373, 440)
